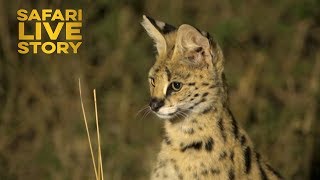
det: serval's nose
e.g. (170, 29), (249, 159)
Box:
(149, 98), (164, 112)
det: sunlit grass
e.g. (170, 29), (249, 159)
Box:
(79, 78), (104, 180)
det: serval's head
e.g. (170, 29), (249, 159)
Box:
(141, 15), (227, 120)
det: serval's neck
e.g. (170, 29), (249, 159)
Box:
(163, 104), (241, 151)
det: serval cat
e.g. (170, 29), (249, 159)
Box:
(141, 15), (282, 180)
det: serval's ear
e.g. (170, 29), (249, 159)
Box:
(173, 24), (213, 68)
(141, 15), (176, 57)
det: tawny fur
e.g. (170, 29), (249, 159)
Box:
(141, 15), (282, 180)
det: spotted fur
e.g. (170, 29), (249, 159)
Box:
(141, 15), (282, 180)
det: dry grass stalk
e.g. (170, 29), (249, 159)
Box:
(94, 89), (104, 180)
(79, 79), (104, 180)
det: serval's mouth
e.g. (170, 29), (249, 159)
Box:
(154, 111), (176, 119)
(154, 108), (189, 120)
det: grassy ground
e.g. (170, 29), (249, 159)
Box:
(0, 0), (319, 179)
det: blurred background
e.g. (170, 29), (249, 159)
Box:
(0, 0), (320, 179)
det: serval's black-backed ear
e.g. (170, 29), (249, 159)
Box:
(141, 15), (176, 57)
(173, 24), (211, 67)
(173, 24), (224, 73)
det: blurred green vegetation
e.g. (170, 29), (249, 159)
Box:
(0, 0), (320, 179)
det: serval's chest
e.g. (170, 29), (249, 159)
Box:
(151, 144), (235, 180)
(151, 110), (238, 180)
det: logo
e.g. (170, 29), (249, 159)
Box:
(17, 9), (82, 54)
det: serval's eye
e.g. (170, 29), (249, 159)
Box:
(149, 78), (155, 87)
(171, 82), (182, 91)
